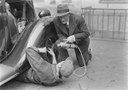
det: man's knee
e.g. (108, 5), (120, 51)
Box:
(26, 47), (38, 57)
(26, 47), (33, 53)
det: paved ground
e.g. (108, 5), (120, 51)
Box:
(0, 38), (128, 90)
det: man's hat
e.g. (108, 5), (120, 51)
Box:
(60, 57), (74, 77)
(57, 4), (70, 16)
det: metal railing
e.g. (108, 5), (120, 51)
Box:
(81, 7), (128, 40)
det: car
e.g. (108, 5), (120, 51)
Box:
(0, 0), (57, 86)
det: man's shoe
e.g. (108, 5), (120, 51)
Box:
(85, 49), (92, 66)
(88, 48), (92, 61)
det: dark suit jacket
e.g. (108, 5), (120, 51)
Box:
(53, 13), (90, 44)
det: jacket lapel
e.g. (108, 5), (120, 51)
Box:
(57, 18), (69, 35)
(69, 14), (77, 35)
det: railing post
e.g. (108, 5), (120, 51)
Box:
(88, 7), (92, 31)
(118, 12), (121, 34)
(112, 10), (115, 39)
(97, 10), (99, 33)
(102, 9), (104, 38)
(107, 10), (110, 32)
(124, 10), (127, 40)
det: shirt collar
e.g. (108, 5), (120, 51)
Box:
(67, 17), (69, 26)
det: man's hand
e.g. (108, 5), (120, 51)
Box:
(47, 48), (57, 64)
(47, 48), (55, 56)
(57, 42), (77, 49)
(66, 35), (75, 43)
(57, 42), (69, 48)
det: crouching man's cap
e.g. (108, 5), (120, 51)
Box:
(57, 4), (70, 16)
(38, 8), (51, 18)
(60, 57), (74, 78)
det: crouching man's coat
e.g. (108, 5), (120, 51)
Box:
(53, 13), (90, 66)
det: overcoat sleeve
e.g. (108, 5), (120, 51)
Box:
(74, 16), (90, 43)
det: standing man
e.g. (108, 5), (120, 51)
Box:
(38, 9), (58, 49)
(53, 4), (91, 66)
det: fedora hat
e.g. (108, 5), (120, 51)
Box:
(57, 4), (70, 16)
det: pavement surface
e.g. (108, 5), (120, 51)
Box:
(0, 38), (128, 90)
